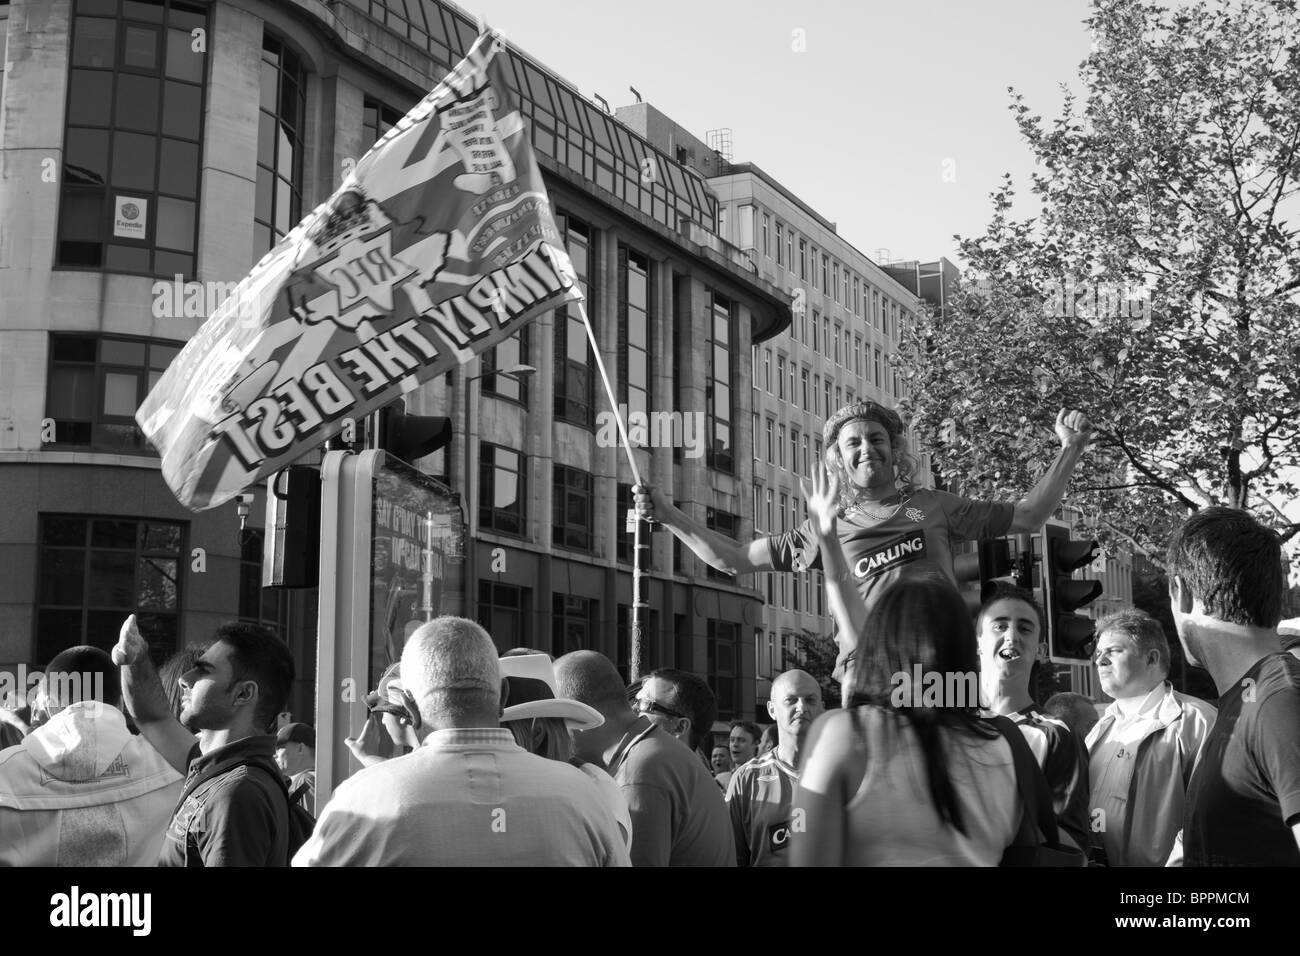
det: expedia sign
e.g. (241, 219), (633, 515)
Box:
(852, 530), (929, 579)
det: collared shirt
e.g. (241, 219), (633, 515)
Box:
(293, 728), (629, 866)
(725, 749), (799, 867)
(158, 735), (288, 868)
(1087, 681), (1216, 868)
(1007, 705), (1091, 852)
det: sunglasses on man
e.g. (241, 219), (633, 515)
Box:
(633, 698), (688, 722)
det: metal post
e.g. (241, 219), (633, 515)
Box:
(463, 375), (476, 622)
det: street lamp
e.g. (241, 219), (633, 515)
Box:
(464, 363), (536, 621)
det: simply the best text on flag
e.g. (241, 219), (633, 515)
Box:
(137, 33), (581, 510)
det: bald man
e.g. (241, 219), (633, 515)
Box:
(724, 669), (823, 867)
(557, 650), (734, 867)
(294, 617), (628, 866)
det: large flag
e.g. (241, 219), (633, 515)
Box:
(138, 34), (581, 510)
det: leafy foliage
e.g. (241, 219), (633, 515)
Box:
(782, 629), (842, 710)
(898, 0), (1300, 567)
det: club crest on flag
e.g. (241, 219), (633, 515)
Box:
(137, 33), (581, 510)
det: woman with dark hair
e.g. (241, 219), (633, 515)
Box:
(790, 465), (1022, 866)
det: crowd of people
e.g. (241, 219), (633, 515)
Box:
(0, 400), (1296, 866)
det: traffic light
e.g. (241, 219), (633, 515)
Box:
(376, 400), (452, 466)
(1042, 524), (1103, 661)
(954, 538), (1014, 616)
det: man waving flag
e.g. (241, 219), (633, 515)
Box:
(137, 32), (581, 511)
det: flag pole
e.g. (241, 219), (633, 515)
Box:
(574, 300), (650, 681)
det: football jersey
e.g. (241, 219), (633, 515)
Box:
(724, 749), (799, 867)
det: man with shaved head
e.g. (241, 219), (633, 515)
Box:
(293, 617), (628, 866)
(724, 669), (823, 867)
(556, 650), (734, 867)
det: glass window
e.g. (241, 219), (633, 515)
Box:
(253, 32), (305, 254)
(45, 333), (183, 453)
(705, 508), (738, 582)
(551, 594), (594, 659)
(482, 326), (531, 405)
(618, 246), (651, 419)
(554, 213), (594, 426)
(552, 465), (593, 552)
(58, 0), (207, 278)
(36, 514), (184, 663)
(706, 619), (740, 720)
(479, 443), (526, 537)
(707, 292), (734, 474)
(478, 582), (530, 652)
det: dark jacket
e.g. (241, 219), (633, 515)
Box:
(158, 735), (289, 867)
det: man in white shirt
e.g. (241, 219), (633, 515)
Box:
(293, 617), (629, 867)
(1086, 608), (1216, 867)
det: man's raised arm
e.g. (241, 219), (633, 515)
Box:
(113, 614), (197, 774)
(633, 483), (774, 575)
(1008, 409), (1093, 533)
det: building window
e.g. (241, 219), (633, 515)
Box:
(777, 424), (786, 469)
(775, 221), (783, 265)
(239, 529), (287, 635)
(765, 489), (773, 534)
(761, 214), (770, 258)
(751, 412), (759, 461)
(254, 32), (306, 255)
(752, 484), (762, 532)
(832, 262), (840, 303)
(812, 374), (820, 417)
(811, 309), (819, 354)
(36, 514), (183, 663)
(801, 367), (810, 410)
(835, 385), (842, 410)
(552, 464), (593, 552)
(821, 255), (829, 293)
(765, 418), (774, 464)
(705, 507), (738, 582)
(617, 482), (652, 566)
(618, 245), (651, 419)
(824, 379), (832, 416)
(764, 348), (772, 392)
(873, 290), (881, 330)
(776, 355), (786, 401)
(846, 387), (855, 406)
(707, 619), (740, 720)
(834, 323), (841, 366)
(481, 325), (531, 405)
(801, 433), (809, 475)
(798, 238), (807, 280)
(855, 335), (863, 377)
(44, 333), (181, 453)
(853, 277), (860, 315)
(478, 581), (530, 651)
(822, 316), (830, 358)
(810, 246), (818, 289)
(882, 299), (892, 338)
(57, 0), (209, 277)
(552, 593), (594, 658)
(479, 443), (526, 537)
(814, 437), (823, 468)
(554, 213), (594, 425)
(362, 98), (401, 148)
(790, 427), (799, 476)
(874, 347), (882, 387)
(706, 290), (735, 473)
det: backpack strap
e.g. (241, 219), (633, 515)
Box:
(989, 713), (1062, 849)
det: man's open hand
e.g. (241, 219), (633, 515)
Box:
(1055, 409), (1093, 450)
(112, 614), (147, 666)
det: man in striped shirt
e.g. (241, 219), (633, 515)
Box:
(724, 669), (823, 867)
(978, 585), (1092, 852)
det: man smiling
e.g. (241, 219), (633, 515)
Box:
(725, 669), (823, 867)
(977, 585), (1091, 853)
(634, 401), (1092, 679)
(1085, 609), (1215, 867)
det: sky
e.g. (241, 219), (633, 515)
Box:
(464, 0), (1100, 267)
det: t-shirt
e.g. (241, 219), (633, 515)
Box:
(1184, 653), (1300, 866)
(609, 720), (735, 867)
(767, 488), (1015, 613)
(1010, 705), (1091, 852)
(724, 749), (799, 867)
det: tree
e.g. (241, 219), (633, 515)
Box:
(898, 0), (1300, 568)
